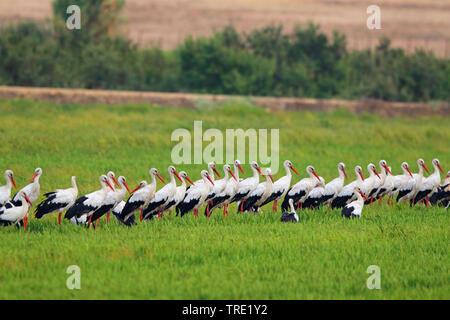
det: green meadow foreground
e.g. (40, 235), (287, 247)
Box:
(0, 98), (449, 299)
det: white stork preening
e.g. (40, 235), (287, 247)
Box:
(230, 161), (263, 212)
(360, 163), (381, 205)
(280, 199), (299, 223)
(64, 174), (115, 227)
(0, 191), (33, 230)
(0, 170), (16, 207)
(12, 168), (42, 206)
(207, 160), (242, 216)
(302, 176), (326, 209)
(176, 170), (214, 217)
(331, 165), (365, 208)
(411, 158), (445, 206)
(35, 176), (78, 225)
(120, 168), (166, 223)
(319, 162), (347, 209)
(281, 165), (321, 211)
(341, 187), (369, 219)
(240, 168), (274, 212)
(259, 160), (299, 212)
(163, 171), (195, 215)
(142, 166), (183, 220)
(90, 175), (131, 226)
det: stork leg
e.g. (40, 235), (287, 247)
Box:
(88, 215), (92, 229)
(426, 197), (430, 207)
(140, 208), (143, 222)
(194, 208), (198, 218)
(58, 212), (62, 226)
(107, 211), (111, 223)
(206, 204), (210, 218)
(273, 200), (278, 212)
(240, 199), (245, 212)
(223, 206), (226, 216)
(23, 217), (28, 231)
(370, 196), (373, 206)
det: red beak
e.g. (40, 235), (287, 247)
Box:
(123, 182), (131, 194)
(25, 195), (33, 206)
(23, 216), (28, 231)
(29, 172), (38, 184)
(359, 171), (365, 181)
(112, 176), (119, 187)
(360, 191), (368, 201)
(406, 167), (413, 178)
(229, 169), (238, 181)
(343, 168), (348, 179)
(290, 166), (299, 175)
(157, 173), (166, 184)
(207, 175), (214, 186)
(256, 167), (263, 176)
(383, 164), (392, 174)
(174, 171), (183, 183)
(374, 169), (381, 179)
(437, 163), (444, 175)
(313, 171), (320, 182)
(422, 163), (430, 174)
(185, 176), (195, 185)
(238, 164), (244, 176)
(269, 174), (274, 183)
(212, 167), (221, 178)
(106, 181), (115, 191)
(11, 177), (17, 189)
(131, 185), (141, 194)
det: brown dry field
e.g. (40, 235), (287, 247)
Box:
(0, 0), (449, 56)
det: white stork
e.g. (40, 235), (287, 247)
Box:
(360, 163), (381, 205)
(259, 160), (299, 212)
(393, 162), (415, 203)
(35, 176), (78, 225)
(0, 170), (16, 207)
(142, 166), (183, 220)
(240, 168), (274, 212)
(331, 165), (365, 208)
(281, 165), (321, 211)
(376, 166), (395, 205)
(0, 191), (33, 230)
(341, 187), (369, 219)
(280, 199), (299, 223)
(64, 174), (115, 227)
(203, 164), (236, 215)
(12, 168), (42, 206)
(120, 168), (165, 223)
(411, 158), (444, 206)
(163, 171), (195, 215)
(190, 162), (221, 190)
(430, 171), (450, 207)
(230, 161), (263, 212)
(406, 158), (430, 205)
(206, 160), (241, 216)
(176, 170), (214, 217)
(319, 162), (348, 209)
(302, 176), (326, 209)
(364, 161), (388, 205)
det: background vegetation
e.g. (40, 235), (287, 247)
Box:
(0, 0), (449, 102)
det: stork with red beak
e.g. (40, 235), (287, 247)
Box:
(361, 162), (383, 205)
(12, 168), (42, 206)
(341, 187), (369, 219)
(259, 160), (299, 212)
(397, 159), (428, 204)
(189, 162), (221, 191)
(281, 165), (321, 211)
(230, 161), (263, 212)
(176, 170), (215, 217)
(331, 165), (365, 208)
(64, 174), (115, 227)
(35, 176), (78, 225)
(163, 171), (195, 215)
(0, 170), (16, 207)
(411, 158), (445, 206)
(394, 162), (415, 203)
(0, 191), (33, 230)
(240, 168), (274, 212)
(318, 162), (348, 208)
(142, 166), (183, 220)
(204, 164), (238, 215)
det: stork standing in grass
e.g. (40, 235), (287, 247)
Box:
(12, 168), (42, 206)
(302, 176), (326, 209)
(0, 170), (16, 207)
(120, 168), (165, 222)
(204, 164), (236, 214)
(396, 160), (425, 204)
(259, 160), (299, 212)
(142, 166), (183, 220)
(411, 158), (444, 206)
(429, 171), (450, 208)
(331, 165), (365, 209)
(230, 161), (263, 212)
(163, 171), (195, 215)
(176, 170), (214, 217)
(111, 200), (136, 226)
(319, 162), (347, 209)
(280, 199), (299, 223)
(207, 160), (242, 216)
(405, 158), (430, 205)
(190, 162), (220, 190)
(281, 165), (321, 211)
(64, 174), (115, 227)
(359, 163), (381, 205)
(376, 166), (394, 204)
(341, 187), (369, 219)
(35, 176), (78, 225)
(370, 160), (391, 202)
(0, 191), (33, 230)
(241, 168), (274, 212)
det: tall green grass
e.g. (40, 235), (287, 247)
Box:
(0, 98), (448, 299)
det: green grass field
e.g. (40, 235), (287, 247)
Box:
(0, 98), (449, 299)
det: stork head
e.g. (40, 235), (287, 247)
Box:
(338, 162), (347, 178)
(417, 158), (430, 174)
(401, 162), (413, 177)
(131, 180), (147, 194)
(208, 162), (220, 178)
(107, 171), (119, 187)
(5, 170), (16, 189)
(168, 165), (182, 182)
(306, 166), (320, 182)
(224, 164), (237, 181)
(355, 166), (364, 181)
(19, 191), (33, 206)
(368, 163), (381, 179)
(432, 158), (444, 174)
(264, 168), (274, 183)
(284, 160), (299, 175)
(29, 168), (42, 183)
(179, 171), (194, 185)
(379, 160), (391, 175)
(354, 187), (368, 201)
(234, 160), (244, 176)
(251, 161), (263, 175)
(118, 176), (131, 193)
(100, 174), (115, 191)
(150, 168), (165, 184)
(201, 170), (214, 186)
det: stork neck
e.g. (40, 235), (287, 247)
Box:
(5, 175), (12, 188)
(284, 164), (292, 178)
(71, 178), (77, 190)
(234, 165), (240, 180)
(289, 201), (295, 213)
(208, 167), (215, 181)
(355, 191), (364, 203)
(252, 167), (259, 178)
(417, 165), (423, 176)
(338, 168), (345, 179)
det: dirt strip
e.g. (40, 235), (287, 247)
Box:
(0, 86), (448, 118)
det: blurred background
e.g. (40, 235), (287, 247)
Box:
(0, 0), (449, 102)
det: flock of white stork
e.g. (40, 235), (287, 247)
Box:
(0, 158), (449, 230)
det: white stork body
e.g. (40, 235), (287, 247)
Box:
(282, 165), (321, 211)
(205, 165), (233, 203)
(396, 161), (421, 203)
(411, 158), (444, 206)
(331, 166), (365, 208)
(35, 176), (78, 225)
(177, 170), (215, 217)
(230, 161), (263, 212)
(163, 171), (194, 214)
(302, 177), (326, 209)
(0, 170), (16, 206)
(240, 168), (274, 212)
(376, 166), (395, 203)
(280, 199), (299, 223)
(341, 187), (368, 219)
(0, 191), (33, 230)
(259, 160), (299, 212)
(13, 168), (42, 206)
(190, 162), (220, 190)
(318, 162), (347, 208)
(359, 163), (381, 204)
(367, 160), (390, 202)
